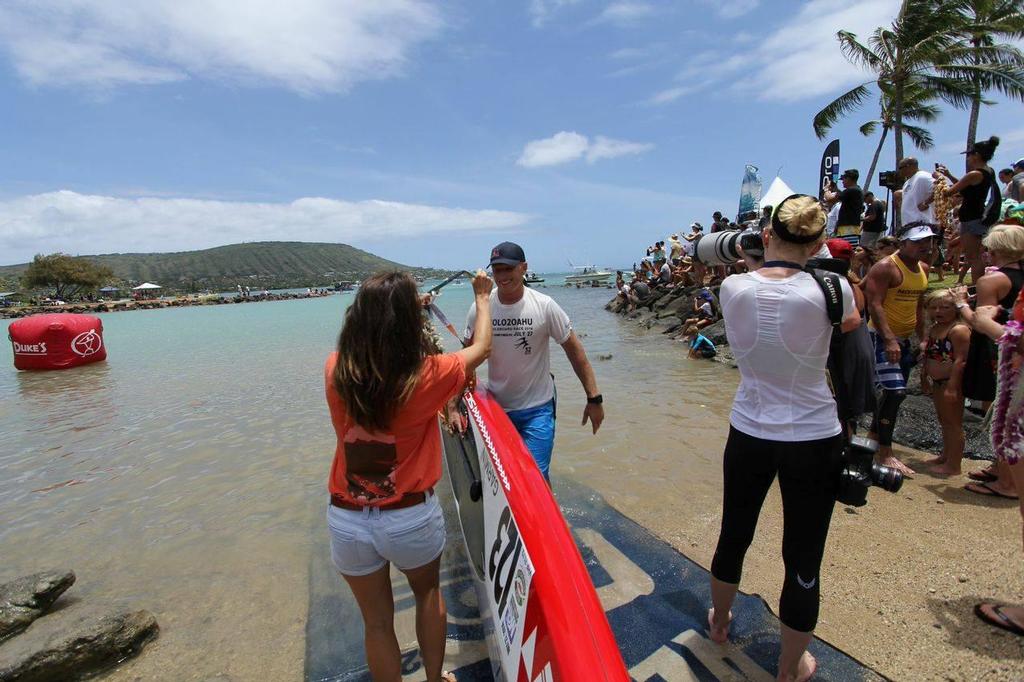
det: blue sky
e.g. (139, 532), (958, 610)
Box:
(1, 0), (1021, 271)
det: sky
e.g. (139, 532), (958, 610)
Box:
(1, 0), (1022, 271)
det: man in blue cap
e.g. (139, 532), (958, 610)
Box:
(464, 241), (604, 480)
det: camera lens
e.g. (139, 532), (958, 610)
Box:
(870, 463), (904, 493)
(694, 231), (741, 267)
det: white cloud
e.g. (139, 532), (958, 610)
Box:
(648, 85), (694, 104)
(586, 136), (655, 162)
(0, 190), (530, 264)
(529, 0), (584, 27)
(594, 2), (656, 25)
(647, 0), (899, 104)
(517, 132), (591, 167)
(516, 131), (653, 167)
(0, 0), (443, 93)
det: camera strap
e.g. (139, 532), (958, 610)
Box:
(762, 261), (844, 327)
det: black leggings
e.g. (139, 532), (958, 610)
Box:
(711, 426), (844, 632)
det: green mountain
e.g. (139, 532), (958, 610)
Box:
(0, 241), (451, 293)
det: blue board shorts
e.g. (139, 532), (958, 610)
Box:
(326, 491), (445, 576)
(506, 398), (556, 480)
(869, 331), (914, 391)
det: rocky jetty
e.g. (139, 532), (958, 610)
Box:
(605, 286), (994, 460)
(0, 572), (75, 641)
(0, 291), (334, 319)
(0, 571), (158, 681)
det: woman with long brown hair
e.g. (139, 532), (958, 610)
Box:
(325, 270), (493, 682)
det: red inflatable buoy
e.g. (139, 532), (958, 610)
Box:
(9, 313), (107, 370)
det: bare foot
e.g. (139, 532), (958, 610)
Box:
(924, 455), (946, 466)
(929, 463), (962, 476)
(707, 608), (731, 644)
(777, 651), (817, 682)
(877, 454), (916, 477)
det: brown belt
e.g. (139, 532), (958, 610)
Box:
(330, 488), (433, 512)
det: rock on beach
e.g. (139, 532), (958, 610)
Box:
(0, 607), (158, 682)
(0, 571), (75, 641)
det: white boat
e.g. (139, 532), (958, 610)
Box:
(564, 265), (613, 285)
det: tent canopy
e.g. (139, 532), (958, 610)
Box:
(0, 291), (15, 297)
(99, 286), (121, 292)
(760, 176), (796, 210)
(132, 282), (162, 290)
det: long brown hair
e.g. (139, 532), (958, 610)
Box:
(333, 271), (433, 431)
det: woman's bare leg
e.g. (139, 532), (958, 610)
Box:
(343, 565), (401, 681)
(401, 556), (447, 682)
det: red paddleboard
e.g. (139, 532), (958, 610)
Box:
(441, 389), (629, 682)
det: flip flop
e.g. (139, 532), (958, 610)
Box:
(967, 469), (998, 483)
(964, 482), (1019, 500)
(439, 672), (457, 682)
(974, 603), (1024, 637)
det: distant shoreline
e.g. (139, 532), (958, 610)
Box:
(0, 291), (335, 320)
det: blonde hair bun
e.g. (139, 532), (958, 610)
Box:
(776, 196), (826, 237)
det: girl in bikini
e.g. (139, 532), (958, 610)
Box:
(920, 289), (970, 475)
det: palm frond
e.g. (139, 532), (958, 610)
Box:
(812, 84), (872, 139)
(859, 120), (880, 136)
(903, 124), (934, 151)
(838, 31), (883, 72)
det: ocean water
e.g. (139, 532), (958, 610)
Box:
(0, 279), (737, 679)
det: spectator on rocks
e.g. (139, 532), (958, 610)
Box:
(937, 135), (1002, 285)
(669, 234), (684, 263)
(681, 290), (716, 337)
(711, 212), (727, 233)
(864, 225), (935, 477)
(920, 289), (970, 476)
(688, 333), (717, 359)
(953, 224), (1024, 499)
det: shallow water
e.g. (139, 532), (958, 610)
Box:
(0, 283), (738, 679)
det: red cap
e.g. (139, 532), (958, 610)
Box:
(826, 238), (853, 261)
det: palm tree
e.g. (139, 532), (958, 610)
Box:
(854, 85), (940, 192)
(812, 0), (972, 165)
(947, 0), (1024, 147)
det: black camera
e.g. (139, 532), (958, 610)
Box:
(836, 435), (904, 507)
(694, 229), (764, 266)
(878, 170), (901, 191)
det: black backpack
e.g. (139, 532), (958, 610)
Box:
(982, 168), (1002, 227)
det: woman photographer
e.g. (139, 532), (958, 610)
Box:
(325, 270), (493, 682)
(708, 195), (859, 682)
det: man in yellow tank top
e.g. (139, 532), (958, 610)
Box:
(864, 225), (935, 476)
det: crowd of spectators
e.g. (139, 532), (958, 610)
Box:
(615, 134), (1024, 640)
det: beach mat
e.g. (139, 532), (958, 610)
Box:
(305, 478), (886, 681)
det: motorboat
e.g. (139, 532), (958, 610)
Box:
(525, 272), (545, 284)
(564, 266), (613, 285)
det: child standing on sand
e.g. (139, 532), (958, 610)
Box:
(920, 289), (970, 475)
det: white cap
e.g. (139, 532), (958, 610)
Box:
(900, 225), (935, 242)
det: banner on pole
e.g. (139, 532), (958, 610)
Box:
(819, 139), (840, 200)
(738, 164), (762, 220)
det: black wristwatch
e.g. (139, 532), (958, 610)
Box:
(587, 394), (603, 405)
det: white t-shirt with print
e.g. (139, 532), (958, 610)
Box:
(465, 287), (572, 411)
(901, 170), (935, 226)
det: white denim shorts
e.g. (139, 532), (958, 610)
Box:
(327, 491), (446, 577)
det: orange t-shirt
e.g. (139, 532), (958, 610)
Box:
(325, 352), (466, 506)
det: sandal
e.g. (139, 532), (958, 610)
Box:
(974, 603), (1024, 637)
(964, 482), (1019, 500)
(967, 469), (998, 483)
